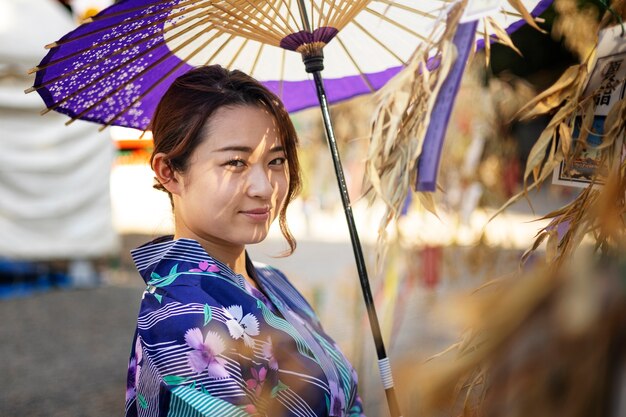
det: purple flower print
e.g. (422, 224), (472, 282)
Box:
(127, 337), (144, 400)
(190, 261), (220, 273)
(329, 380), (345, 416)
(262, 337), (278, 370)
(126, 357), (137, 401)
(223, 305), (260, 348)
(184, 328), (229, 378)
(134, 336), (143, 386)
(246, 366), (267, 397)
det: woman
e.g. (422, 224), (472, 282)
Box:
(125, 65), (364, 417)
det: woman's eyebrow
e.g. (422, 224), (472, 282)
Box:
(214, 146), (253, 153)
(269, 145), (285, 153)
(213, 145), (285, 153)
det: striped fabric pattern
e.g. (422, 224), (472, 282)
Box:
(125, 237), (364, 417)
(167, 385), (250, 417)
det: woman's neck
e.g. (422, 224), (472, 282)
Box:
(216, 248), (247, 276)
(199, 239), (246, 275)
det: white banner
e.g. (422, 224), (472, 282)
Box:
(0, 0), (118, 259)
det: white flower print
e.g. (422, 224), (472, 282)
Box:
(223, 305), (260, 348)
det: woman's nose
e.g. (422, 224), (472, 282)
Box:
(246, 165), (273, 199)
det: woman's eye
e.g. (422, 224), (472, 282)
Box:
(269, 157), (286, 166)
(225, 159), (246, 168)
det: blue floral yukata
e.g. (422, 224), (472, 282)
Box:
(125, 237), (365, 417)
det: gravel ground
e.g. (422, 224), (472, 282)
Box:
(0, 284), (143, 417)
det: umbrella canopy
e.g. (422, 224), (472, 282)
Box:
(30, 0), (551, 130)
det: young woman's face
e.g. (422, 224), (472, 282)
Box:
(172, 105), (289, 250)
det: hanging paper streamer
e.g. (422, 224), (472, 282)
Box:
(416, 20), (478, 191)
(421, 246), (442, 289)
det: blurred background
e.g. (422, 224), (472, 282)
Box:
(1, 1), (624, 416)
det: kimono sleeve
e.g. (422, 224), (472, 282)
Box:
(348, 394), (366, 417)
(128, 283), (256, 417)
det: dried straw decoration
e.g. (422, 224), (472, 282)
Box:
(393, 149), (626, 414)
(522, 104), (626, 266)
(364, 2), (464, 263)
(492, 0), (626, 234)
(382, 3), (626, 415)
(365, 0), (544, 262)
(480, 1), (547, 68)
(392, 159), (626, 416)
(402, 4), (626, 414)
(400, 252), (626, 417)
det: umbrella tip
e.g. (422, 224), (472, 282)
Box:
(27, 67), (39, 75)
(45, 42), (58, 49)
(83, 17), (94, 23)
(24, 86), (36, 94)
(40, 108), (51, 116)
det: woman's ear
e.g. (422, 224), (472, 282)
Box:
(152, 153), (182, 195)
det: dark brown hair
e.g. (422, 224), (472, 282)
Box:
(150, 65), (301, 254)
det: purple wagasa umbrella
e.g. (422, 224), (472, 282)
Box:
(29, 0), (550, 130)
(28, 1), (552, 415)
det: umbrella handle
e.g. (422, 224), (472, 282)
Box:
(309, 68), (403, 417)
(379, 358), (402, 417)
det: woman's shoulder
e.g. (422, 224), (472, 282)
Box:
(251, 262), (297, 294)
(251, 261), (285, 279)
(252, 262), (321, 326)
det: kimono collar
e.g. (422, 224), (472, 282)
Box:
(130, 236), (247, 285)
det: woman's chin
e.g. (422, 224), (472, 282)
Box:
(242, 230), (270, 245)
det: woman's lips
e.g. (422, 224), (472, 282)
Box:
(240, 208), (270, 222)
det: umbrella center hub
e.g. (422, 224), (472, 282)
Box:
(279, 27), (338, 51)
(296, 43), (325, 73)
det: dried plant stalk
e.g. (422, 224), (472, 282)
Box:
(400, 4), (626, 416)
(364, 3), (465, 263)
(408, 246), (626, 417)
(552, 0), (602, 60)
(365, 0), (543, 263)
(489, 2), (626, 242)
(436, 92), (626, 417)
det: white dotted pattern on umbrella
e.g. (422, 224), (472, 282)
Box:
(30, 0), (549, 129)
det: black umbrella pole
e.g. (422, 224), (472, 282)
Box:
(310, 70), (402, 417)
